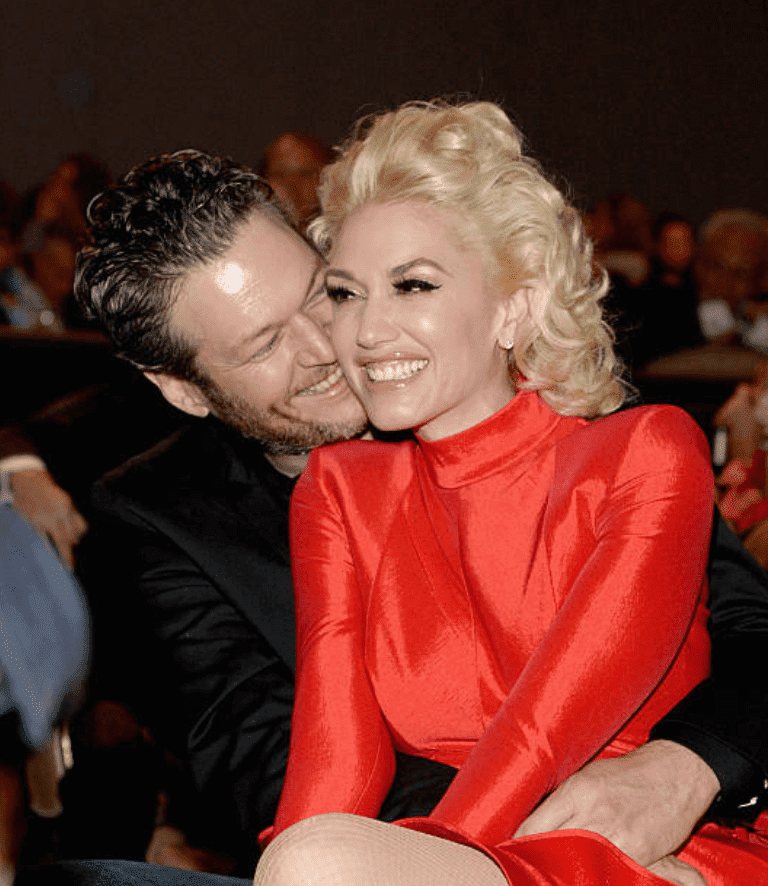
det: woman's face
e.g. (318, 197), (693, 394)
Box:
(326, 200), (517, 441)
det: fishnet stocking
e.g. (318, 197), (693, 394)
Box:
(254, 814), (507, 886)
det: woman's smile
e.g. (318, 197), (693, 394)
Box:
(361, 357), (429, 383)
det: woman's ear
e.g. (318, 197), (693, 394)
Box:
(143, 372), (211, 418)
(496, 284), (533, 350)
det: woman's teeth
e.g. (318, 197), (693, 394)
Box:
(365, 359), (428, 382)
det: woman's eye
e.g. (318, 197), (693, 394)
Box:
(393, 277), (439, 294)
(326, 285), (358, 304)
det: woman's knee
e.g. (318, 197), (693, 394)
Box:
(254, 814), (372, 886)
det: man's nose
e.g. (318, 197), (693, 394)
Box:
(293, 311), (337, 364)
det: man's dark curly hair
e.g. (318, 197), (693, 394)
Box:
(75, 149), (290, 381)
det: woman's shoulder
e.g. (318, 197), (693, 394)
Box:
(586, 401), (704, 439)
(297, 437), (418, 501)
(559, 402), (711, 476)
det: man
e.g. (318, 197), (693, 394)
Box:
(5, 150), (768, 884)
(71, 150), (456, 874)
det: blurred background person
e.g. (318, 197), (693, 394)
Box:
(20, 153), (112, 247)
(260, 132), (333, 232)
(0, 183), (65, 332)
(627, 213), (701, 368)
(695, 209), (768, 351)
(592, 192), (654, 289)
(0, 500), (89, 881)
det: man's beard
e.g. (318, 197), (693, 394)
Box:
(197, 373), (367, 455)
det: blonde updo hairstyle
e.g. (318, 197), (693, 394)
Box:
(311, 101), (628, 418)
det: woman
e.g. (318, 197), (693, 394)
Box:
(254, 102), (768, 885)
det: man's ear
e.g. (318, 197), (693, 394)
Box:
(143, 372), (211, 418)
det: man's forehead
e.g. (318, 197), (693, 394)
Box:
(172, 217), (326, 357)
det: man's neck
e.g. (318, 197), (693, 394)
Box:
(264, 450), (310, 478)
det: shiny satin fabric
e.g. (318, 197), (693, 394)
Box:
(276, 392), (768, 882)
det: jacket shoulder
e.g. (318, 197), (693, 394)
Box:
(95, 420), (235, 506)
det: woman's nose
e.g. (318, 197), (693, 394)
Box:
(355, 297), (398, 349)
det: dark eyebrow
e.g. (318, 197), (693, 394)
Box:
(326, 258), (451, 283)
(390, 258), (450, 277)
(325, 268), (357, 282)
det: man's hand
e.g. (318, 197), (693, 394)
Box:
(9, 470), (88, 569)
(514, 740), (720, 869)
(713, 382), (762, 463)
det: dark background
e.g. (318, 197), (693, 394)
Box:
(2, 0), (767, 226)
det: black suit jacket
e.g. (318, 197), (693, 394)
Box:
(81, 420), (297, 862)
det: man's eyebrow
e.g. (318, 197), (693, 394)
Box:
(302, 257), (327, 305)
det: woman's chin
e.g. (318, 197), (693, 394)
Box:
(365, 407), (424, 436)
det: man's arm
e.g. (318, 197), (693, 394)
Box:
(516, 510), (768, 870)
(650, 509), (768, 815)
(79, 493), (294, 864)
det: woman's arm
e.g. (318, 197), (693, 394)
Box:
(418, 408), (715, 846)
(270, 456), (397, 838)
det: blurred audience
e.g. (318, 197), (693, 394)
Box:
(259, 131), (333, 231)
(0, 155), (111, 332)
(695, 209), (768, 351)
(653, 213), (696, 288)
(625, 214), (702, 367)
(713, 363), (768, 567)
(21, 153), (112, 246)
(0, 183), (64, 332)
(587, 193), (654, 288)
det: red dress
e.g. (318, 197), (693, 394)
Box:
(273, 392), (768, 883)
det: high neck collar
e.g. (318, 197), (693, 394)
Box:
(415, 391), (572, 488)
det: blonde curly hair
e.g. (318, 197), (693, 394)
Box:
(310, 101), (629, 418)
